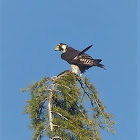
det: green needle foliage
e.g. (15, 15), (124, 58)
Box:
(22, 71), (115, 140)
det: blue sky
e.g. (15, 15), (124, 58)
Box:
(0, 0), (139, 140)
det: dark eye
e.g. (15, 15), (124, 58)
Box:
(60, 46), (63, 51)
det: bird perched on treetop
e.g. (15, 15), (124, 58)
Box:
(55, 43), (105, 77)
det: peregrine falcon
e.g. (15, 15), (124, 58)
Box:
(55, 43), (105, 76)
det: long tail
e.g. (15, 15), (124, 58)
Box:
(97, 63), (106, 70)
(94, 59), (106, 70)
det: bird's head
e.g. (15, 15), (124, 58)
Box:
(55, 43), (67, 53)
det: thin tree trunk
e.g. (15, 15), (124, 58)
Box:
(48, 84), (54, 139)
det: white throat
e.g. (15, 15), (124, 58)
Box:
(61, 45), (67, 53)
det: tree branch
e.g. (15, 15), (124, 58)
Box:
(52, 111), (68, 120)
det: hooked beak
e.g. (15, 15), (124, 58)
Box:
(55, 45), (60, 51)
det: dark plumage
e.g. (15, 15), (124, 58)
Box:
(55, 43), (105, 75)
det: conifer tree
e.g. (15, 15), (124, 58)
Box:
(22, 71), (115, 140)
